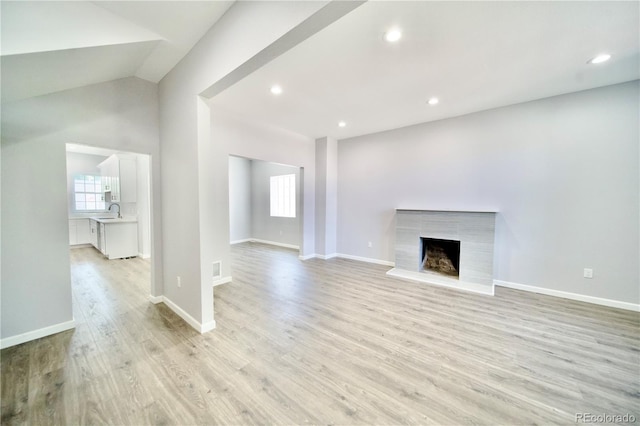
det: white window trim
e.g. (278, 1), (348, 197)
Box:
(270, 174), (296, 218)
(73, 174), (106, 212)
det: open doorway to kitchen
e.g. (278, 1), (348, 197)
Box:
(65, 143), (153, 303)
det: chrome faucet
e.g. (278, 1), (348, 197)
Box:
(109, 203), (122, 218)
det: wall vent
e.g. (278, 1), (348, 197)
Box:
(212, 261), (222, 280)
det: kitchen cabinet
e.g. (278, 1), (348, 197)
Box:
(90, 219), (99, 248)
(90, 218), (138, 259)
(99, 223), (106, 254)
(98, 155), (137, 203)
(69, 218), (91, 245)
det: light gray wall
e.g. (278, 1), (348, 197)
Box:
(158, 2), (332, 327)
(2, 137), (73, 341)
(250, 160), (301, 247)
(65, 152), (108, 215)
(211, 108), (316, 262)
(229, 155), (252, 242)
(136, 154), (151, 258)
(1, 77), (162, 343)
(337, 81), (639, 304)
(315, 137), (338, 256)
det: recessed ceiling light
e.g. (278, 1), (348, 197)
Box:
(270, 85), (283, 95)
(588, 54), (611, 64)
(384, 28), (402, 43)
(427, 97), (439, 106)
(338, 121), (347, 128)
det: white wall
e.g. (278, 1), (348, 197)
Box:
(229, 155), (252, 242)
(337, 81), (639, 305)
(1, 77), (162, 346)
(250, 160), (301, 247)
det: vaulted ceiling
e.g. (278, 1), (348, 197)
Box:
(1, 1), (233, 102)
(2, 1), (638, 141)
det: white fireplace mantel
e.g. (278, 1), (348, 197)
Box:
(387, 209), (497, 295)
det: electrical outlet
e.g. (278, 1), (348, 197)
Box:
(368, 241), (372, 248)
(177, 276), (182, 287)
(583, 268), (593, 279)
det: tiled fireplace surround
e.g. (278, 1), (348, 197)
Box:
(387, 209), (497, 295)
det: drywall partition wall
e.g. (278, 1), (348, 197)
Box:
(229, 155), (252, 243)
(66, 152), (108, 214)
(210, 109), (316, 258)
(250, 160), (301, 248)
(315, 137), (338, 257)
(2, 136), (75, 346)
(159, 1), (358, 329)
(1, 77), (162, 347)
(337, 81), (639, 305)
(136, 154), (152, 258)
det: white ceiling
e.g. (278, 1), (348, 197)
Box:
(1, 1), (233, 102)
(210, 1), (640, 140)
(2, 1), (638, 141)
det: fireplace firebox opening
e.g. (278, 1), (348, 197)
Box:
(420, 237), (461, 278)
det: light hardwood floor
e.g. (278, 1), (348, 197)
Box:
(1, 242), (639, 425)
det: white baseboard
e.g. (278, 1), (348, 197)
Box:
(317, 253), (338, 260)
(138, 252), (151, 259)
(150, 295), (216, 333)
(299, 252), (394, 265)
(70, 244), (92, 249)
(387, 268), (494, 296)
(213, 276), (232, 287)
(494, 280), (640, 312)
(298, 253), (338, 260)
(336, 253), (395, 267)
(148, 294), (163, 304)
(0, 319), (76, 349)
(200, 320), (217, 333)
(230, 238), (251, 245)
(249, 239), (299, 250)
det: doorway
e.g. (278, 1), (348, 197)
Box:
(65, 143), (153, 297)
(228, 155), (303, 254)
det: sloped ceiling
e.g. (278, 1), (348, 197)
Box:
(1, 1), (233, 102)
(210, 1), (640, 139)
(2, 1), (638, 141)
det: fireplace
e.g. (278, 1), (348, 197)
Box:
(388, 209), (497, 295)
(421, 238), (460, 277)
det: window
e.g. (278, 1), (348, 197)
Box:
(270, 174), (296, 218)
(74, 175), (106, 211)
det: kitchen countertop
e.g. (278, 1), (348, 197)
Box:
(89, 216), (138, 224)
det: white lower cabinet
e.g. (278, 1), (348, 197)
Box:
(89, 218), (138, 259)
(99, 223), (106, 254)
(69, 219), (91, 245)
(90, 219), (99, 248)
(103, 222), (138, 259)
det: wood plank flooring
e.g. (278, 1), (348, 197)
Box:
(1, 242), (639, 425)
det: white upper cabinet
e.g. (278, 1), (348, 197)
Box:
(98, 154), (137, 203)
